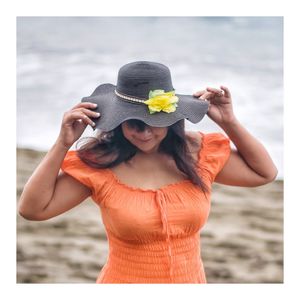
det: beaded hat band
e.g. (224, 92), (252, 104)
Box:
(115, 90), (146, 104)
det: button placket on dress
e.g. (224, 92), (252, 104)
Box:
(155, 190), (174, 282)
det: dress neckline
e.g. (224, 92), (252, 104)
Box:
(106, 132), (205, 193)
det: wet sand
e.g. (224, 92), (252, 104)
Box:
(17, 148), (283, 283)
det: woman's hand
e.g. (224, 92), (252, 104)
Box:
(193, 86), (236, 126)
(56, 102), (101, 149)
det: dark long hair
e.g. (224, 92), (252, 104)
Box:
(76, 119), (208, 193)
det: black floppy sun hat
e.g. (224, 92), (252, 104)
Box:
(81, 61), (209, 131)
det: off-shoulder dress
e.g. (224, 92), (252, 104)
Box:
(61, 132), (231, 283)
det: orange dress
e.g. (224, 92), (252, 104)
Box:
(61, 132), (230, 283)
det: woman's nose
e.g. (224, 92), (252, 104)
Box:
(136, 127), (153, 138)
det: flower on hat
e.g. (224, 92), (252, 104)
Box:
(144, 90), (179, 114)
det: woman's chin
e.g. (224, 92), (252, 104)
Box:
(136, 143), (159, 154)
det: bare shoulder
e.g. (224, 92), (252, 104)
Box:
(185, 131), (202, 159)
(185, 130), (201, 140)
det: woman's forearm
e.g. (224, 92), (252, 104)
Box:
(18, 140), (70, 218)
(220, 118), (278, 180)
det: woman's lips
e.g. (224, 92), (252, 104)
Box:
(136, 138), (152, 142)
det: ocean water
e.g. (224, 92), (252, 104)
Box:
(17, 17), (283, 178)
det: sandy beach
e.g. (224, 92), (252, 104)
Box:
(17, 148), (283, 283)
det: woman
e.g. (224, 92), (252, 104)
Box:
(18, 61), (277, 283)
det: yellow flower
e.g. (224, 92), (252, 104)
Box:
(144, 90), (179, 114)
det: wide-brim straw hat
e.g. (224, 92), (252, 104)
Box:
(82, 61), (209, 132)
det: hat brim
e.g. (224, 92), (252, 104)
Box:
(81, 83), (209, 132)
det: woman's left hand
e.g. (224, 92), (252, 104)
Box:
(193, 86), (236, 126)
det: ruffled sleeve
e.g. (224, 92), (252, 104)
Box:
(197, 132), (231, 183)
(61, 150), (107, 204)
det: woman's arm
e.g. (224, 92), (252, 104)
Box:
(215, 119), (278, 186)
(18, 102), (100, 220)
(194, 86), (278, 187)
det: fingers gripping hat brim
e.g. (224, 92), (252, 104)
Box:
(81, 83), (209, 132)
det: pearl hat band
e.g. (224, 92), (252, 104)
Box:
(114, 90), (146, 104)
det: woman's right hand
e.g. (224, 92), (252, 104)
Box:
(56, 102), (101, 149)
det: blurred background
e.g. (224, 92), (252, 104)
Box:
(17, 17), (283, 283)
